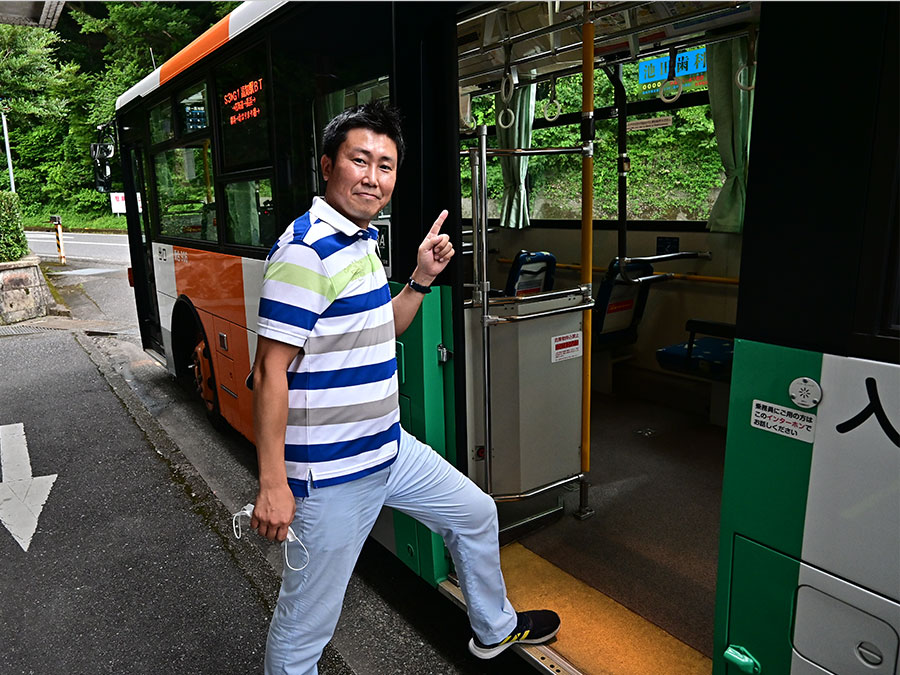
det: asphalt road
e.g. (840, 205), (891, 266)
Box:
(25, 230), (131, 265)
(0, 258), (528, 674)
(0, 329), (277, 674)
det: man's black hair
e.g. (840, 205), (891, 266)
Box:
(322, 101), (406, 168)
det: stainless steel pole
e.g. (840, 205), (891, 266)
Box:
(476, 125), (493, 494)
(468, 148), (481, 292)
(2, 112), (15, 193)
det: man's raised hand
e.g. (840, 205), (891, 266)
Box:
(416, 209), (454, 279)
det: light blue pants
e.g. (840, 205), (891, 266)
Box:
(264, 428), (518, 675)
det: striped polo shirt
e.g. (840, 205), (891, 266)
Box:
(256, 196), (399, 497)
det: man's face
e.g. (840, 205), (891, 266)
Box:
(321, 127), (398, 228)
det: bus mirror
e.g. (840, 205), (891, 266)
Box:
(90, 143), (115, 160)
(94, 158), (112, 193)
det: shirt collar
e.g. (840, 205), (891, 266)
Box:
(310, 196), (374, 239)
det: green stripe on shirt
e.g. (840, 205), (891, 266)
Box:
(265, 261), (336, 301)
(331, 253), (383, 297)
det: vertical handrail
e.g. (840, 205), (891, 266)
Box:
(476, 125), (494, 494)
(468, 148), (481, 292)
(580, 9), (594, 479)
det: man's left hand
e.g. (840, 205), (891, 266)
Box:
(415, 210), (454, 282)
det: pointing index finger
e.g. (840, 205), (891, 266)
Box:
(429, 210), (449, 236)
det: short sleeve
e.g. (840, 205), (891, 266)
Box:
(256, 241), (335, 348)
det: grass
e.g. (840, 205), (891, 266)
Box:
(22, 210), (128, 232)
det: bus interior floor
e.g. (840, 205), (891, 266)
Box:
(510, 392), (726, 658)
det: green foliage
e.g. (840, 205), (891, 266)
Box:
(2, 2), (237, 219)
(0, 25), (73, 121)
(0, 191), (29, 262)
(462, 62), (724, 222)
(71, 2), (238, 128)
(22, 209), (127, 232)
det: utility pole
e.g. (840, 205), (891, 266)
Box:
(1, 107), (14, 193)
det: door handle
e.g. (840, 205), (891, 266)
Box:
(723, 645), (761, 674)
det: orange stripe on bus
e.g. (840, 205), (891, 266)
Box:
(160, 14), (231, 85)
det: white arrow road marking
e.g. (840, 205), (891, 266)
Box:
(0, 424), (57, 552)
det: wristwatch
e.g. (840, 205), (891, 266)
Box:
(407, 277), (431, 294)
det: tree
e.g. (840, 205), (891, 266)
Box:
(70, 2), (238, 127)
(0, 191), (29, 262)
(0, 24), (84, 211)
(0, 2), (237, 217)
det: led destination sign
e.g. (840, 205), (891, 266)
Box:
(216, 44), (270, 169)
(223, 77), (264, 126)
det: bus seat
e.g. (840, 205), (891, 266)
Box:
(594, 259), (654, 346)
(502, 250), (556, 297)
(656, 319), (736, 381)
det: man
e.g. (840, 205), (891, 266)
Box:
(250, 102), (559, 674)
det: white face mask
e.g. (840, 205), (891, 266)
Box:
(232, 503), (309, 572)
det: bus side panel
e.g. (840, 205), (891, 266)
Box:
(152, 242), (178, 376)
(379, 284), (451, 587)
(172, 247), (253, 437)
(173, 248), (246, 327)
(241, 257), (266, 443)
(713, 339), (821, 675)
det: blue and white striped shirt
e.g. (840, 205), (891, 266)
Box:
(257, 197), (399, 497)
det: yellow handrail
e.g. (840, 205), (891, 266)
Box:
(580, 12), (594, 476)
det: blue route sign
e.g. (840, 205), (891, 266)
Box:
(638, 47), (707, 84)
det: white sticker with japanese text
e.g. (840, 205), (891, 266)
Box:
(750, 399), (816, 443)
(551, 332), (582, 363)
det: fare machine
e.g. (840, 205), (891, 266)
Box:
(465, 289), (589, 498)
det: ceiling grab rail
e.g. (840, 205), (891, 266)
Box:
(497, 46), (518, 130)
(659, 47), (683, 103)
(603, 65), (713, 285)
(541, 75), (562, 122)
(735, 25), (757, 91)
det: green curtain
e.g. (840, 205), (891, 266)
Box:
(496, 83), (536, 229)
(707, 38), (754, 233)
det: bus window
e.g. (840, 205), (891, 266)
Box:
(177, 82), (209, 135)
(153, 142), (216, 242)
(149, 100), (174, 145)
(224, 177), (276, 248)
(216, 43), (270, 172)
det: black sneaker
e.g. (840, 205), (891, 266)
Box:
(468, 610), (561, 659)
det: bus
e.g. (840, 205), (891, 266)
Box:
(105, 2), (899, 673)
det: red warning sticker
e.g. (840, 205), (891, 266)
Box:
(551, 331), (583, 363)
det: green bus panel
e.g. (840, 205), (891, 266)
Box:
(725, 536), (800, 675)
(713, 339), (822, 675)
(389, 282), (452, 587)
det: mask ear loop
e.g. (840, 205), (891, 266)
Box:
(283, 529), (310, 572)
(232, 504), (309, 571)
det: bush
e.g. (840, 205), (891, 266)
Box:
(0, 191), (29, 262)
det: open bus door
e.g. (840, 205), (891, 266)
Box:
(117, 114), (164, 356)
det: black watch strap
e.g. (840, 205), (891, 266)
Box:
(407, 277), (432, 294)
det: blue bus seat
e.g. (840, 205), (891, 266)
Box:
(656, 319), (736, 381)
(502, 250), (556, 297)
(594, 259), (654, 347)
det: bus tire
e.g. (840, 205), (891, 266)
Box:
(173, 300), (228, 432)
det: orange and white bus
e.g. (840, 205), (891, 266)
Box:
(110, 3), (899, 675)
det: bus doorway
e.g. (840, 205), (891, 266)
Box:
(120, 134), (163, 356)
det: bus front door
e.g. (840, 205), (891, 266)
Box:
(123, 144), (163, 355)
